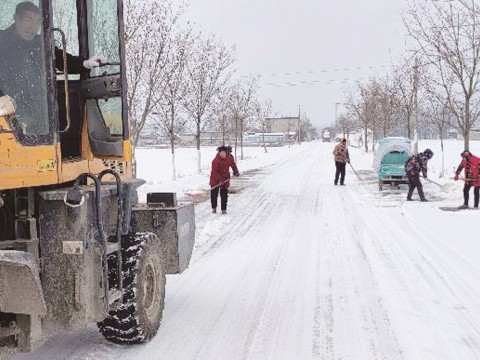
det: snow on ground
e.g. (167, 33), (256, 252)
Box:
(135, 144), (303, 202)
(9, 139), (480, 360)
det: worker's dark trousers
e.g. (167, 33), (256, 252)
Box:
(407, 174), (426, 200)
(334, 161), (346, 185)
(463, 183), (480, 207)
(211, 187), (228, 210)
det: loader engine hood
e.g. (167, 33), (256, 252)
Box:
(0, 250), (46, 316)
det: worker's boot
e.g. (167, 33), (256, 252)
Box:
(418, 188), (428, 202)
(407, 188), (414, 201)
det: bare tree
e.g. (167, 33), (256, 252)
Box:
(376, 75), (400, 138)
(52, 1), (79, 55)
(421, 74), (456, 177)
(152, 29), (193, 180)
(392, 57), (418, 141)
(337, 113), (356, 140)
(229, 76), (258, 160)
(253, 99), (273, 152)
(209, 86), (235, 145)
(183, 34), (235, 173)
(346, 81), (378, 152)
(124, 0), (186, 152)
(405, 0), (480, 149)
(298, 110), (315, 144)
(367, 79), (385, 151)
(300, 118), (318, 141)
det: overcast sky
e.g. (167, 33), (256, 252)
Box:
(186, 0), (408, 130)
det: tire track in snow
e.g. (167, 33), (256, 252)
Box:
(376, 198), (480, 356)
(237, 148), (326, 359)
(190, 143), (315, 266)
(341, 181), (480, 359)
(155, 144), (320, 359)
(239, 202), (304, 360)
(332, 186), (405, 359)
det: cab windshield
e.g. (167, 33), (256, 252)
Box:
(0, 0), (50, 141)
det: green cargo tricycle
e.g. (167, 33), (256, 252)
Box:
(373, 137), (412, 191)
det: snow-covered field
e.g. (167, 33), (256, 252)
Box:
(10, 139), (480, 360)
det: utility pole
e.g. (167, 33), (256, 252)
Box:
(297, 104), (301, 144)
(335, 102), (341, 129)
(413, 57), (419, 154)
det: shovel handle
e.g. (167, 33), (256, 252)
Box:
(451, 176), (479, 182)
(420, 175), (442, 187)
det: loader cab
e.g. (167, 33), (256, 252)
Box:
(0, 0), (130, 188)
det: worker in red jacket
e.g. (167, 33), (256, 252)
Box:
(209, 146), (239, 214)
(454, 150), (480, 208)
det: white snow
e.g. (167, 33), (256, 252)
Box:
(9, 139), (480, 360)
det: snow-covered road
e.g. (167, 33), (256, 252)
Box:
(11, 142), (480, 360)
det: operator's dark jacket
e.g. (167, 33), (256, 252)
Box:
(0, 25), (84, 120)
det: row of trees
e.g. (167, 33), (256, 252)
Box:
(124, 0), (317, 178)
(338, 0), (480, 154)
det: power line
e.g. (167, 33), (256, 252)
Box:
(261, 77), (367, 88)
(261, 65), (389, 78)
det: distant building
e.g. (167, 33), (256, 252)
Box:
(243, 132), (296, 145)
(267, 117), (300, 136)
(177, 133), (196, 145)
(177, 132), (236, 146)
(457, 128), (480, 141)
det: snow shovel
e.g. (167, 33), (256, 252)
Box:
(348, 162), (363, 181)
(209, 181), (226, 191)
(420, 175), (453, 193)
(451, 176), (480, 182)
(209, 176), (238, 191)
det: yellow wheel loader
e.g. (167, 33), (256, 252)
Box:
(0, 0), (195, 354)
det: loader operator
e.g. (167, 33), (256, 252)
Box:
(0, 1), (105, 135)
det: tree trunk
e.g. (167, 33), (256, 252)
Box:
(171, 152), (176, 181)
(464, 99), (470, 151)
(463, 129), (469, 151)
(222, 115), (226, 144)
(170, 108), (176, 180)
(196, 119), (202, 174)
(262, 125), (267, 153)
(240, 119), (244, 160)
(364, 126), (369, 152)
(406, 112), (412, 140)
(170, 133), (176, 181)
(234, 116), (238, 160)
(440, 132), (444, 178)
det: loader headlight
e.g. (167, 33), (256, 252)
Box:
(0, 95), (16, 117)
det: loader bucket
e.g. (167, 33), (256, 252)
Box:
(0, 251), (46, 316)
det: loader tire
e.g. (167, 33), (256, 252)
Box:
(97, 232), (166, 344)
